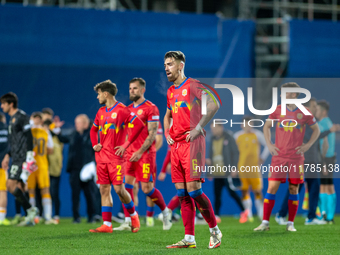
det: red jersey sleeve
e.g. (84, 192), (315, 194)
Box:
(191, 80), (207, 101)
(90, 112), (99, 146)
(269, 106), (280, 120)
(304, 112), (317, 126)
(147, 105), (160, 124)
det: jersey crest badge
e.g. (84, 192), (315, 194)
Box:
(182, 89), (187, 96)
(297, 113), (303, 120)
(137, 109), (143, 115)
(111, 112), (117, 119)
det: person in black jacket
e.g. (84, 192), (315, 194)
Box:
(206, 123), (248, 223)
(57, 114), (97, 223)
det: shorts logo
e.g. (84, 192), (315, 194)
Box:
(170, 93), (173, 98)
(111, 113), (117, 119)
(182, 89), (187, 96)
(101, 115), (103, 120)
(137, 109), (143, 115)
(297, 113), (303, 120)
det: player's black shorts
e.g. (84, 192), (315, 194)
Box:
(320, 156), (336, 185)
(8, 161), (24, 181)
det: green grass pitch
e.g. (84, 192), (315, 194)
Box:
(1, 216), (339, 255)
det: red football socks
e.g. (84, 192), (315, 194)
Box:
(263, 193), (276, 221)
(167, 195), (180, 211)
(147, 188), (166, 211)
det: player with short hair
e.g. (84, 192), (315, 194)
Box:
(26, 112), (56, 225)
(1, 92), (39, 226)
(316, 100), (337, 224)
(234, 115), (270, 222)
(0, 113), (10, 225)
(89, 80), (143, 233)
(114, 77), (172, 231)
(254, 82), (320, 232)
(163, 51), (222, 249)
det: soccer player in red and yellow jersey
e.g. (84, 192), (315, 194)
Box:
(27, 112), (55, 225)
(114, 77), (171, 231)
(163, 51), (222, 249)
(89, 80), (143, 233)
(254, 82), (320, 232)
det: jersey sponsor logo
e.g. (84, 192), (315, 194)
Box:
(137, 109), (143, 115)
(182, 89), (187, 96)
(111, 112), (117, 119)
(297, 113), (303, 120)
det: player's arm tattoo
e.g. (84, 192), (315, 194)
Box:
(140, 122), (158, 153)
(198, 94), (219, 128)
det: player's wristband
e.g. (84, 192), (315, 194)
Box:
(165, 128), (170, 138)
(122, 141), (131, 149)
(195, 124), (203, 134)
(26, 151), (35, 162)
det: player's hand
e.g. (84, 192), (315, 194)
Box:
(53, 116), (65, 128)
(295, 143), (311, 155)
(114, 146), (126, 157)
(157, 172), (166, 181)
(330, 124), (340, 132)
(166, 135), (174, 145)
(1, 154), (10, 170)
(93, 144), (102, 152)
(129, 150), (143, 162)
(268, 143), (279, 156)
(185, 129), (200, 142)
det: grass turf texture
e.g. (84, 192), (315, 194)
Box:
(0, 216), (339, 255)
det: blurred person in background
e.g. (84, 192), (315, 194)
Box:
(56, 114), (96, 223)
(41, 108), (64, 223)
(25, 112), (56, 225)
(234, 116), (270, 222)
(0, 113), (10, 225)
(1, 92), (39, 226)
(316, 100), (337, 224)
(206, 122), (249, 224)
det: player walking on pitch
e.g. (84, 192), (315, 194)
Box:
(163, 51), (222, 249)
(254, 83), (320, 232)
(1, 92), (39, 226)
(114, 78), (172, 231)
(89, 80), (144, 233)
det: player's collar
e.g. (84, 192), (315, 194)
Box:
(174, 77), (189, 90)
(106, 101), (119, 112)
(286, 106), (298, 112)
(133, 99), (147, 108)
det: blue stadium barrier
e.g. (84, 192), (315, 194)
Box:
(0, 5), (257, 217)
(288, 19), (340, 77)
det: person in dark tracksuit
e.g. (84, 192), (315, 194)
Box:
(57, 114), (96, 223)
(206, 123), (248, 223)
